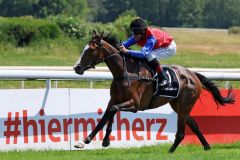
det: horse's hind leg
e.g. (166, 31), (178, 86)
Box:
(186, 116), (211, 150)
(169, 88), (198, 153)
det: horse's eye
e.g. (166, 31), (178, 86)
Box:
(88, 43), (95, 49)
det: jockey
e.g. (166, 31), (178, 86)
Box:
(119, 18), (176, 87)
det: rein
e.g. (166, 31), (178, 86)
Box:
(83, 44), (119, 70)
(121, 52), (130, 87)
(86, 39), (156, 84)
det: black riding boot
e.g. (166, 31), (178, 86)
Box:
(149, 58), (168, 87)
(157, 69), (168, 87)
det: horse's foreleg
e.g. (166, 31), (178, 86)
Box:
(74, 110), (110, 149)
(84, 110), (110, 143)
(186, 116), (211, 150)
(102, 99), (137, 147)
(74, 99), (137, 149)
(110, 99), (137, 113)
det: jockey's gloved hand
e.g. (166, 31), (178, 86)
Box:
(119, 45), (129, 54)
(116, 41), (122, 50)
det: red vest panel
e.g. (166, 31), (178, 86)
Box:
(137, 27), (173, 48)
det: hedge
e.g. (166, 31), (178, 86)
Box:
(0, 17), (61, 46)
(0, 15), (134, 46)
(228, 26), (240, 35)
(48, 15), (122, 40)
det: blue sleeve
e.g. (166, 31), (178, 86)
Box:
(127, 36), (157, 59)
(122, 36), (136, 48)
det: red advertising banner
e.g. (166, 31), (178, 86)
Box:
(184, 89), (240, 144)
(0, 88), (239, 151)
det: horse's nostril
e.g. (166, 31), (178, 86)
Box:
(75, 69), (84, 75)
(73, 65), (84, 75)
(74, 65), (81, 71)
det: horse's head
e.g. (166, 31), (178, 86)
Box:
(73, 30), (107, 75)
(74, 30), (120, 75)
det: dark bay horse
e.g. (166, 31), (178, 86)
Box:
(73, 31), (235, 153)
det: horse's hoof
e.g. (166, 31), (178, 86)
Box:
(168, 146), (176, 153)
(74, 141), (85, 149)
(84, 137), (91, 144)
(204, 145), (211, 150)
(168, 150), (174, 154)
(102, 139), (110, 147)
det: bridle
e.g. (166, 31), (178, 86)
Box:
(80, 39), (120, 70)
(77, 37), (153, 85)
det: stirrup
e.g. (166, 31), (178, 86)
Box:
(153, 77), (168, 96)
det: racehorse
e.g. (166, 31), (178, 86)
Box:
(73, 31), (235, 153)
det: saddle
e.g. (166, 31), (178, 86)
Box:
(123, 55), (180, 98)
(152, 66), (180, 98)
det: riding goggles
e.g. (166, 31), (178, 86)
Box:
(131, 30), (143, 35)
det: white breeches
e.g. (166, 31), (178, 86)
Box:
(146, 40), (176, 62)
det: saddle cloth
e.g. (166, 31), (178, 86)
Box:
(153, 66), (180, 98)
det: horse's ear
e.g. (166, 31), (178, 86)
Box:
(105, 32), (112, 38)
(100, 31), (104, 39)
(92, 30), (97, 38)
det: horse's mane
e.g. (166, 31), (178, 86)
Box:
(102, 33), (148, 63)
(102, 34), (120, 49)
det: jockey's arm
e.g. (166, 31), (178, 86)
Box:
(122, 36), (136, 48)
(126, 36), (157, 59)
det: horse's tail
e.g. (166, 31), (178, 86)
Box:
(194, 72), (235, 106)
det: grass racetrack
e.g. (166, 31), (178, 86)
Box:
(1, 142), (240, 160)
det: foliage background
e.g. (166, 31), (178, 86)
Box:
(0, 0), (240, 29)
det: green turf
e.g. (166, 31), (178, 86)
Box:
(162, 52), (240, 68)
(0, 28), (239, 67)
(0, 28), (240, 89)
(1, 142), (240, 160)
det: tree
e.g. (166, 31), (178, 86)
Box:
(0, 0), (37, 17)
(94, 0), (132, 22)
(93, 0), (181, 27)
(203, 0), (240, 28)
(33, 0), (68, 18)
(87, 0), (105, 21)
(33, 0), (89, 18)
(162, 0), (181, 27)
(131, 0), (161, 25)
(177, 0), (205, 27)
(65, 0), (89, 18)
